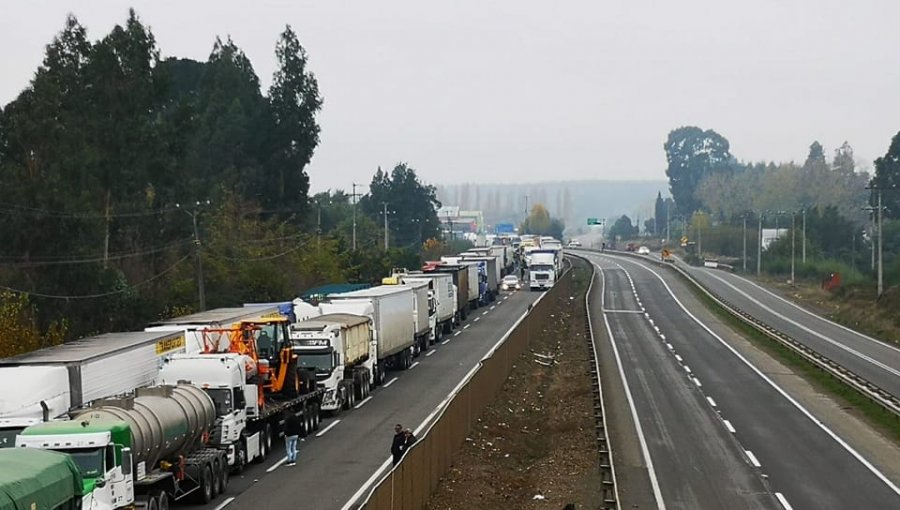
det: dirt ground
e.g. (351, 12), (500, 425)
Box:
(426, 262), (603, 510)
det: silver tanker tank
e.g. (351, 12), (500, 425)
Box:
(73, 384), (215, 467)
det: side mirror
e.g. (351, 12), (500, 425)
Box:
(121, 448), (132, 477)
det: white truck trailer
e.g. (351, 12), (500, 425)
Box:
(321, 285), (417, 374)
(145, 306), (282, 353)
(383, 275), (435, 349)
(291, 314), (376, 412)
(0, 330), (187, 448)
(402, 272), (456, 335)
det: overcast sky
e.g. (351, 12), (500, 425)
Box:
(2, 1), (899, 193)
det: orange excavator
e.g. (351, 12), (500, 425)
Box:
(201, 316), (316, 408)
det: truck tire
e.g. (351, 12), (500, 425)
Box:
(312, 403), (321, 430)
(211, 459), (222, 498)
(147, 496), (159, 510)
(218, 457), (229, 496)
(198, 464), (214, 504)
(253, 425), (271, 464)
(157, 491), (169, 510)
(301, 370), (317, 395)
(232, 438), (247, 474)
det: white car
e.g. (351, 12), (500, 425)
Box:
(637, 246), (651, 255)
(567, 240), (582, 248)
(501, 275), (522, 291)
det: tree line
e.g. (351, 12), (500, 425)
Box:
(0, 11), (445, 352)
(623, 125), (900, 290)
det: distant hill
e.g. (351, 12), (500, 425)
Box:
(434, 180), (670, 233)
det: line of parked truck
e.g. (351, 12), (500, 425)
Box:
(0, 242), (536, 510)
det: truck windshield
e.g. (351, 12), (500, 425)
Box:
(297, 351), (334, 373)
(205, 388), (233, 415)
(60, 448), (104, 478)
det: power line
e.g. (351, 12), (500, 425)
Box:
(203, 240), (309, 262)
(0, 239), (194, 266)
(0, 254), (192, 299)
(0, 203), (183, 219)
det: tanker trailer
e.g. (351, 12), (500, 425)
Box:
(17, 384), (229, 509)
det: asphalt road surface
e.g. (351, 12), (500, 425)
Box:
(583, 251), (900, 510)
(197, 287), (542, 510)
(660, 252), (900, 399)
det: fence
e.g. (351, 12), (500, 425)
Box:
(357, 263), (576, 509)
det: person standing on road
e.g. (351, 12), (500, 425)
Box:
(402, 429), (417, 456)
(284, 412), (303, 466)
(391, 424), (405, 465)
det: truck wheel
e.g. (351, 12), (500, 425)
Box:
(232, 439), (247, 474)
(147, 496), (159, 510)
(306, 409), (315, 434)
(282, 366), (300, 398)
(157, 492), (169, 510)
(218, 458), (229, 495)
(211, 459), (222, 498)
(312, 404), (321, 430)
(198, 464), (214, 504)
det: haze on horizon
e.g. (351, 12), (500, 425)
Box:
(2, 1), (898, 193)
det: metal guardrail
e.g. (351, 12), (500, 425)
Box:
(577, 248), (900, 420)
(569, 253), (619, 509)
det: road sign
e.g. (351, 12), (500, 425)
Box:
(680, 236), (688, 247)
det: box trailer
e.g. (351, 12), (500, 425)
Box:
(404, 272), (457, 332)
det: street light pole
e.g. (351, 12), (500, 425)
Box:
(351, 183), (359, 251)
(665, 200), (670, 244)
(801, 208), (806, 264)
(878, 189), (883, 297)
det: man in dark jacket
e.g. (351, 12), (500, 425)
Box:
(391, 424), (405, 465)
(403, 429), (417, 452)
(284, 412), (303, 466)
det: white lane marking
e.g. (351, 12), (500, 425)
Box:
(714, 269), (900, 356)
(443, 338), (452, 344)
(213, 497), (235, 510)
(692, 377), (702, 387)
(410, 361), (420, 369)
(482, 311), (489, 316)
(602, 309), (645, 313)
(610, 254), (900, 496)
(213, 496), (234, 510)
(426, 349), (436, 357)
(341, 458), (392, 510)
(354, 396), (373, 409)
(666, 343), (674, 351)
(745, 450), (761, 467)
(707, 396), (717, 407)
(596, 263), (667, 510)
(684, 365), (692, 374)
(659, 333), (666, 340)
(464, 324), (471, 329)
(383, 376), (399, 388)
(474, 317), (481, 322)
(316, 419), (341, 437)
(674, 354), (682, 362)
(490, 305), (496, 310)
(775, 492), (794, 510)
(723, 419), (736, 433)
(266, 457), (287, 472)
(702, 270), (900, 377)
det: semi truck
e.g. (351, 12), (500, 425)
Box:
(529, 251), (558, 291)
(0, 330), (187, 448)
(291, 314), (375, 413)
(157, 350), (324, 472)
(461, 255), (500, 303)
(321, 285), (416, 374)
(17, 384), (230, 509)
(403, 272), (456, 334)
(383, 275), (436, 348)
(434, 260), (479, 311)
(423, 263), (470, 322)
(0, 448), (83, 510)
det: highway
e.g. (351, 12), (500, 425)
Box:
(671, 258), (900, 399)
(582, 251), (900, 509)
(199, 288), (541, 510)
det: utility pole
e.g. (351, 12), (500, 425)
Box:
(316, 200), (322, 252)
(351, 183), (363, 251)
(878, 189), (884, 297)
(382, 202), (389, 251)
(801, 208), (806, 264)
(742, 214), (747, 272)
(791, 212), (796, 285)
(665, 200), (670, 244)
(178, 201), (209, 311)
(697, 214), (702, 259)
(757, 213), (763, 277)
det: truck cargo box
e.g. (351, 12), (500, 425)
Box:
(291, 313), (371, 368)
(322, 286), (415, 360)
